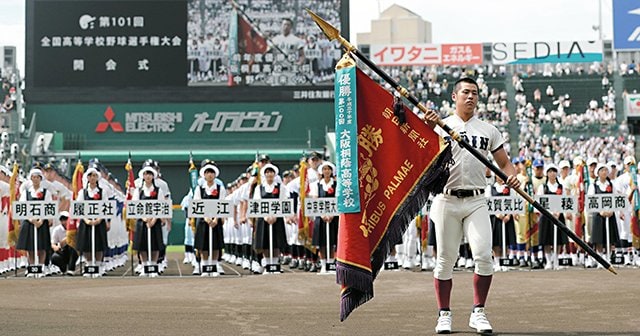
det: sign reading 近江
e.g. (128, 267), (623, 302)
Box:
(188, 199), (234, 218)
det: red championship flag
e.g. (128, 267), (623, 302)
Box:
(630, 164), (640, 248)
(575, 163), (585, 239)
(335, 64), (451, 321)
(227, 2), (269, 86)
(237, 13), (268, 55)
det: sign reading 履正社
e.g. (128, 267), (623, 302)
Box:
(613, 0), (640, 51)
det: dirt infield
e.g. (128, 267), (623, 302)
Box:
(1, 255), (638, 336)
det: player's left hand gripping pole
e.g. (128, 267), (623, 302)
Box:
(306, 9), (616, 275)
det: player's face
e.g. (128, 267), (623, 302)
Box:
(31, 174), (42, 187)
(264, 170), (275, 183)
(598, 168), (608, 180)
(309, 157), (320, 169)
(44, 169), (55, 181)
(452, 82), (478, 117)
(534, 166), (543, 176)
(87, 172), (99, 185)
(281, 20), (292, 35)
(322, 166), (333, 178)
(143, 171), (154, 183)
(204, 169), (216, 183)
(547, 169), (557, 181)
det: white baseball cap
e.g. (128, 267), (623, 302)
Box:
(595, 163), (609, 175)
(559, 160), (570, 169)
(138, 166), (158, 179)
(260, 163), (279, 177)
(317, 161), (336, 176)
(199, 164), (220, 178)
(544, 164), (558, 175)
(586, 158), (598, 166)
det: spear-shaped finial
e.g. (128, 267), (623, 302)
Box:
(306, 9), (355, 52)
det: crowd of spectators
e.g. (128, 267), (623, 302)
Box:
(1, 67), (22, 168)
(186, 0), (343, 86)
(360, 61), (633, 166)
(1, 70), (18, 114)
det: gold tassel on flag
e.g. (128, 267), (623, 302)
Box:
(298, 158), (310, 244)
(124, 157), (137, 234)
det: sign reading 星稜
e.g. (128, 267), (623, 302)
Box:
(534, 195), (578, 213)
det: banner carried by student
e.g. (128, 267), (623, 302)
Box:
(334, 55), (451, 321)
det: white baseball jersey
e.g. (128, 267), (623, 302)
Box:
(76, 184), (114, 201)
(193, 182), (227, 200)
(135, 177), (171, 202)
(272, 33), (304, 54)
(436, 114), (504, 190)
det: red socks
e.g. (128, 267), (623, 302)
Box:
(434, 278), (452, 309)
(473, 273), (493, 307)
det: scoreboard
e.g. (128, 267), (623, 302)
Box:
(28, 0), (187, 87)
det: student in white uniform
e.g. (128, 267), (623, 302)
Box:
(76, 167), (111, 277)
(535, 164), (569, 270)
(132, 166), (167, 277)
(310, 161), (338, 273)
(193, 163), (227, 277)
(16, 169), (54, 278)
(588, 164), (619, 268)
(0, 166), (10, 275)
(423, 77), (520, 334)
(252, 164), (289, 271)
(50, 211), (78, 276)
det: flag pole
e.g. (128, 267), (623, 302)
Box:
(306, 9), (616, 275)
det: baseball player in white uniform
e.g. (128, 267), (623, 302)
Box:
(423, 77), (520, 335)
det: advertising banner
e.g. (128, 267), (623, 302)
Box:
(613, 0), (640, 51)
(491, 40), (603, 65)
(370, 43), (482, 66)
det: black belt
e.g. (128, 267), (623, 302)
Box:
(443, 189), (484, 198)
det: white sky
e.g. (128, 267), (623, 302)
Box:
(0, 0), (614, 74)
